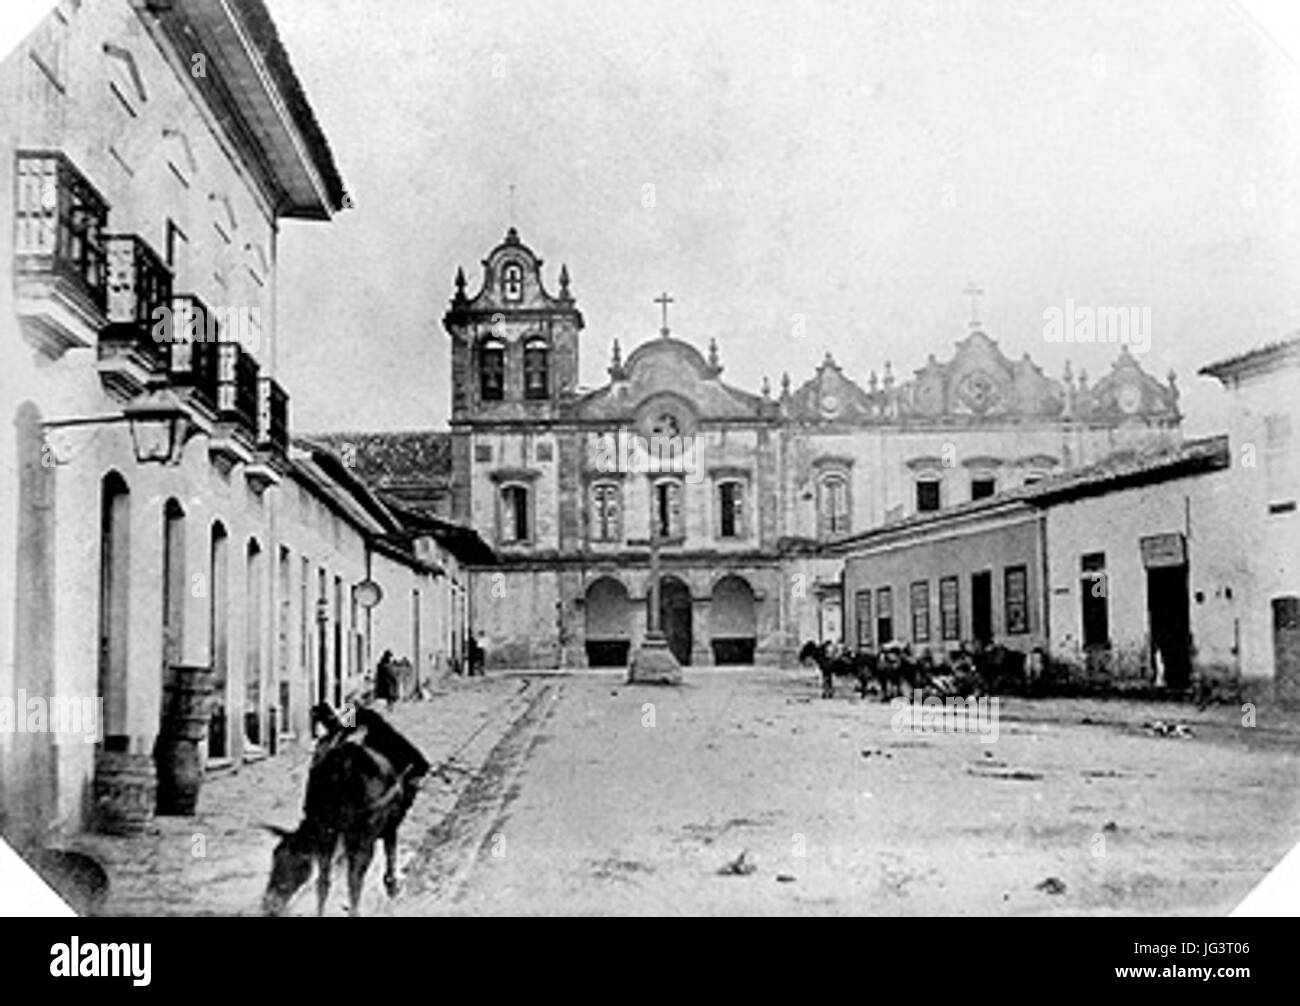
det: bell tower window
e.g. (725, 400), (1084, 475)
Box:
(502, 262), (523, 302)
(524, 337), (550, 400)
(480, 338), (504, 401)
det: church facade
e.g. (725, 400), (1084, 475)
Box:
(329, 229), (1183, 669)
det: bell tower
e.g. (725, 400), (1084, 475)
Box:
(443, 227), (584, 424)
(443, 228), (584, 522)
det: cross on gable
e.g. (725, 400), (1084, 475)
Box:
(963, 284), (984, 329)
(655, 292), (674, 337)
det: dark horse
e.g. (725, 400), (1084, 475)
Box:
(874, 642), (922, 701)
(798, 641), (873, 699)
(262, 705), (428, 917)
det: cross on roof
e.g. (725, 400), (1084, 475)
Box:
(963, 284), (984, 329)
(655, 291), (674, 337)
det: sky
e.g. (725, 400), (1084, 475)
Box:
(8, 1), (1300, 436)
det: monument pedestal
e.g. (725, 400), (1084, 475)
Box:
(627, 632), (682, 685)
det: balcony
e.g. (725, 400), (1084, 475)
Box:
(12, 151), (109, 356)
(216, 341), (260, 430)
(98, 234), (173, 398)
(168, 296), (221, 410)
(168, 323), (260, 468)
(246, 376), (289, 493)
(257, 377), (289, 452)
(167, 293), (218, 401)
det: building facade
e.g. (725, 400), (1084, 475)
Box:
(0, 0), (482, 842)
(833, 436), (1254, 694)
(1199, 336), (1300, 703)
(332, 229), (1183, 669)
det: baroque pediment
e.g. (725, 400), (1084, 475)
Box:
(784, 353), (886, 423)
(1071, 347), (1181, 424)
(573, 334), (774, 423)
(898, 330), (1065, 420)
(446, 227), (580, 323)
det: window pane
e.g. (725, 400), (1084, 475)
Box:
(855, 590), (872, 649)
(719, 482), (737, 537)
(876, 586), (893, 644)
(917, 479), (941, 512)
(910, 580), (930, 643)
(940, 576), (960, 640)
(1005, 565), (1028, 634)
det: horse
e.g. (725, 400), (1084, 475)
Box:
(798, 641), (872, 699)
(262, 707), (426, 917)
(874, 642), (928, 701)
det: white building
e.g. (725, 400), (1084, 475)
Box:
(832, 434), (1276, 699)
(1199, 335), (1300, 704)
(0, 0), (486, 842)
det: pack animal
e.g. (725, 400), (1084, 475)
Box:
(262, 705), (427, 917)
(798, 640), (874, 699)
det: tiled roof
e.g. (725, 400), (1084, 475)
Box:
(232, 0), (349, 212)
(828, 434), (1230, 550)
(304, 431), (453, 490)
(1198, 333), (1300, 380)
(381, 499), (498, 566)
(1024, 434), (1228, 505)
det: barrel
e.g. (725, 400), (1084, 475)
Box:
(154, 737), (203, 816)
(93, 750), (157, 835)
(161, 664), (215, 743)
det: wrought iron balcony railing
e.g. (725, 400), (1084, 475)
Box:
(13, 151), (109, 312)
(215, 341), (260, 432)
(257, 376), (289, 453)
(100, 233), (172, 372)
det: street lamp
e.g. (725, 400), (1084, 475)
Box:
(42, 388), (194, 466)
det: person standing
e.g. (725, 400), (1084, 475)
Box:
(375, 649), (398, 703)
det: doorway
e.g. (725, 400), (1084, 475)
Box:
(712, 575), (757, 664)
(208, 522), (229, 758)
(1147, 564), (1191, 689)
(585, 577), (632, 667)
(1272, 596), (1300, 706)
(971, 570), (992, 646)
(657, 576), (693, 665)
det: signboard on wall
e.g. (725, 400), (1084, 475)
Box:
(1140, 532), (1186, 569)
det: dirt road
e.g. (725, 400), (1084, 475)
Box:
(411, 669), (1298, 916)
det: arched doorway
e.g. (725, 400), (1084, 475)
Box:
(711, 574), (757, 664)
(655, 575), (692, 666)
(99, 471), (131, 748)
(208, 522), (229, 758)
(245, 538), (263, 747)
(161, 499), (186, 693)
(585, 576), (632, 667)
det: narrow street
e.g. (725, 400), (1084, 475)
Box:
(75, 675), (546, 917)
